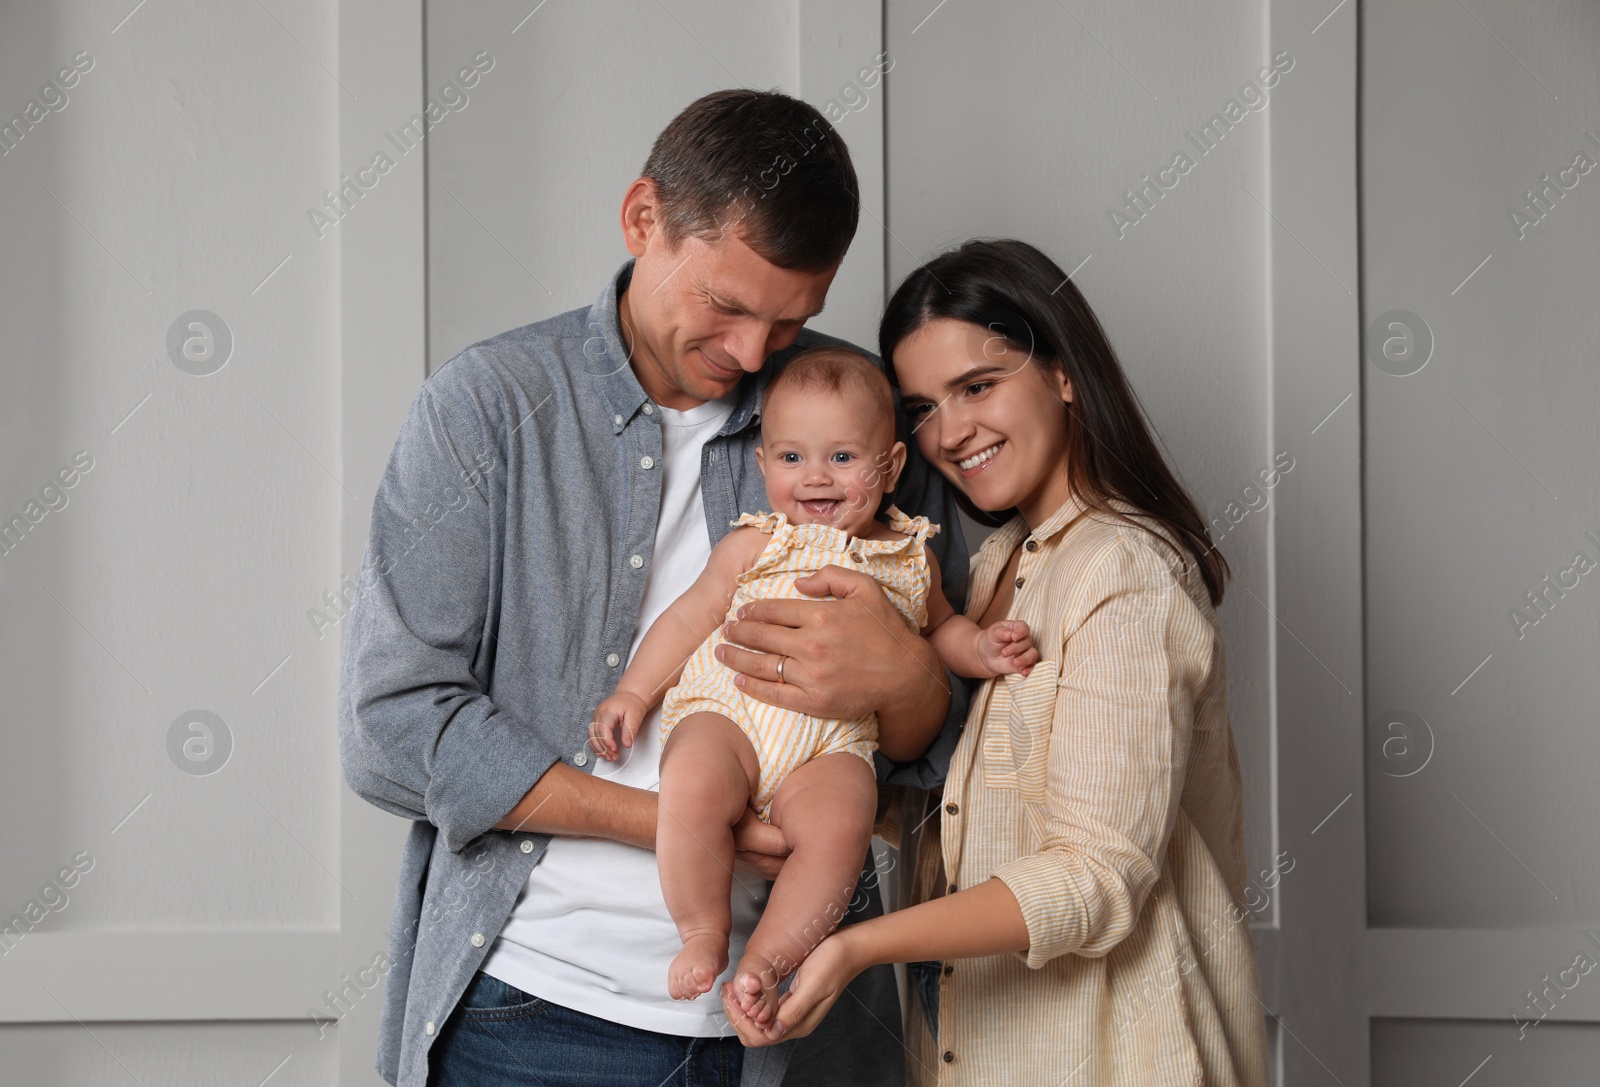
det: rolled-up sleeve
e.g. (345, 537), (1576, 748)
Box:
(993, 534), (1210, 968)
(337, 381), (565, 854)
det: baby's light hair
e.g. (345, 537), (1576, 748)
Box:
(761, 346), (895, 440)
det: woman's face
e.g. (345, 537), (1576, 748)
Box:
(892, 317), (1074, 528)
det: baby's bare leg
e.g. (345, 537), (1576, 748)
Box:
(732, 751), (877, 1025)
(657, 712), (762, 1000)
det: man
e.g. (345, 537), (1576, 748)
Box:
(338, 89), (971, 1087)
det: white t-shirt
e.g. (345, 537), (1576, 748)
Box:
(481, 391), (767, 1036)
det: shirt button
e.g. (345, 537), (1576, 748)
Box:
(629, 554), (644, 569)
(606, 652), (621, 667)
(612, 414), (623, 426)
(520, 840), (534, 853)
(1015, 576), (1025, 589)
(642, 403), (654, 415)
(945, 803), (959, 815)
(943, 964), (954, 976)
(640, 455), (655, 470)
(942, 1051), (955, 1063)
(425, 1020), (436, 1036)
(1025, 539), (1038, 552)
(947, 883), (957, 896)
(470, 933), (485, 948)
(573, 750), (589, 767)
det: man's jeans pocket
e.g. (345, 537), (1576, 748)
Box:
(455, 970), (549, 1022)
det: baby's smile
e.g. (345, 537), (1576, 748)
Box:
(797, 498), (843, 521)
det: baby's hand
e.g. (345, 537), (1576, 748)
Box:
(977, 619), (1040, 677)
(589, 692), (649, 761)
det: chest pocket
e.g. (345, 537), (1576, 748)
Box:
(979, 658), (1060, 801)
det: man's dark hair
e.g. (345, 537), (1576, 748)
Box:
(641, 89), (860, 272)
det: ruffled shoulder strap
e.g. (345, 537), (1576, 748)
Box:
(883, 504), (941, 548)
(730, 509), (790, 535)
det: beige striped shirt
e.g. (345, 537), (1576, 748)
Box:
(904, 490), (1270, 1086)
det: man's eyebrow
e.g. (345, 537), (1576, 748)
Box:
(705, 287), (822, 323)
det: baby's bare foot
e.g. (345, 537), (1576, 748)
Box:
(732, 953), (783, 1025)
(668, 934), (728, 1000)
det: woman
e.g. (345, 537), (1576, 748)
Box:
(721, 238), (1270, 1085)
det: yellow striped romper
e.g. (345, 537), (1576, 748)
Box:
(659, 504), (939, 822)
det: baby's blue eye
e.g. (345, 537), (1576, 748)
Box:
(780, 451), (800, 464)
(831, 452), (854, 465)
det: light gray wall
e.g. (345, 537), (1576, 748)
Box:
(1, 0), (348, 1080)
(1361, 0), (1600, 1072)
(1362, 0), (1600, 929)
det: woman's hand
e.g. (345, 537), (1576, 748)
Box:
(720, 929), (865, 1045)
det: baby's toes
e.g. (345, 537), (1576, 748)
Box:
(735, 969), (780, 1024)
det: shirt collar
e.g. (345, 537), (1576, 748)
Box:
(586, 259), (651, 434)
(585, 257), (773, 438)
(1029, 488), (1093, 545)
(973, 488), (1093, 564)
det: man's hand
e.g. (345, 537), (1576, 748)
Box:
(497, 770), (790, 877)
(977, 618), (1039, 677)
(588, 692), (649, 761)
(714, 565), (950, 759)
(732, 805), (790, 880)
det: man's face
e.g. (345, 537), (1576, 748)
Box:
(619, 188), (839, 410)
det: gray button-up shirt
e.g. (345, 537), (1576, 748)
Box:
(338, 259), (971, 1087)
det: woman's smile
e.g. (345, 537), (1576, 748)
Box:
(956, 440), (1005, 476)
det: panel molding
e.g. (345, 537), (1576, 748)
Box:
(796, 0), (888, 349)
(1252, 924), (1280, 1013)
(1266, 0), (1369, 1081)
(0, 930), (338, 1022)
(1369, 929), (1600, 1022)
(338, 0), (427, 1079)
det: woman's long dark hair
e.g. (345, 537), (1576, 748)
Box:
(880, 238), (1230, 607)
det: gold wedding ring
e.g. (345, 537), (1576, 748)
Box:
(776, 655), (787, 684)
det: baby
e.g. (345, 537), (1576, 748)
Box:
(589, 346), (1039, 1026)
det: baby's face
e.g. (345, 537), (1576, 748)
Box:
(756, 387), (903, 537)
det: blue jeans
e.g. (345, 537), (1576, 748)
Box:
(907, 960), (940, 1039)
(428, 971), (744, 1087)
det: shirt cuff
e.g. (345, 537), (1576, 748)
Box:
(425, 709), (566, 853)
(993, 851), (1145, 970)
